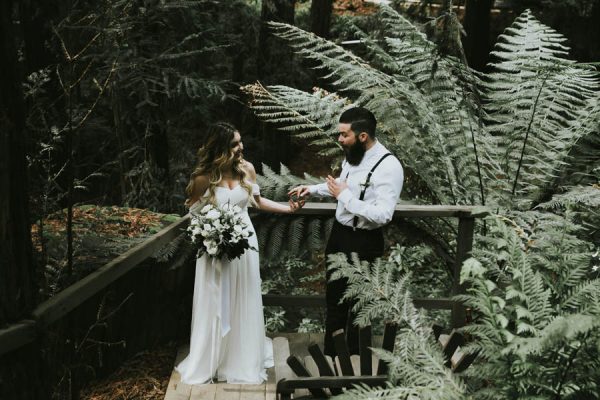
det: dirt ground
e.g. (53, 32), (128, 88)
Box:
(80, 343), (177, 400)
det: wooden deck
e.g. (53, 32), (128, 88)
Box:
(164, 333), (386, 400)
(164, 333), (329, 400)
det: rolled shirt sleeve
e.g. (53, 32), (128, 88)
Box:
(308, 182), (335, 198)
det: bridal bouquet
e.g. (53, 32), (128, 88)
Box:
(188, 202), (255, 261)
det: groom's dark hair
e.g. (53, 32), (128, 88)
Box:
(339, 107), (377, 138)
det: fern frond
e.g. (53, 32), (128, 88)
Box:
(242, 83), (346, 154)
(482, 10), (600, 208)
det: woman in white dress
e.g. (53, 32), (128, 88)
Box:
(176, 122), (302, 385)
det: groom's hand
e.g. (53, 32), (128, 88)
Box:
(288, 185), (311, 200)
(326, 175), (348, 198)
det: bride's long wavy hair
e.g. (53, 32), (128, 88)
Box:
(185, 122), (254, 207)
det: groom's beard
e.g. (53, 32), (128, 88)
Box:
(344, 140), (366, 166)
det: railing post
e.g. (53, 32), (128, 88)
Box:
(451, 216), (475, 328)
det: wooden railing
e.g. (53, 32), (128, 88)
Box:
(0, 202), (485, 358)
(260, 202), (485, 328)
(0, 216), (189, 357)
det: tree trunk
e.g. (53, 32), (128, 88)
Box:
(20, 0), (60, 74)
(257, 0), (296, 85)
(0, 0), (36, 326)
(463, 0), (493, 71)
(310, 0), (333, 38)
(257, 0), (296, 171)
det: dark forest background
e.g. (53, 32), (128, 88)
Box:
(3, 0), (600, 339)
(1, 1), (599, 398)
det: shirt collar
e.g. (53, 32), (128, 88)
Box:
(363, 139), (382, 161)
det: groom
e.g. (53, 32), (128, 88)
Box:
(289, 107), (404, 356)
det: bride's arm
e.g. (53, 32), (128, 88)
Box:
(243, 161), (301, 214)
(186, 175), (210, 208)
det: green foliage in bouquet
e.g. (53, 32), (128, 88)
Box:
(188, 203), (256, 261)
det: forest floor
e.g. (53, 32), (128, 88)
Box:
(79, 342), (177, 400)
(32, 205), (180, 300)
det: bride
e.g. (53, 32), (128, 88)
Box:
(176, 122), (303, 384)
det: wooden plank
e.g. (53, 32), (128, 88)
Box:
(307, 343), (338, 385)
(432, 325), (444, 340)
(413, 298), (454, 310)
(176, 382), (193, 397)
(0, 320), (36, 356)
(452, 217), (475, 328)
(190, 384), (217, 400)
(262, 295), (454, 310)
(453, 350), (478, 373)
(265, 383), (276, 400)
(272, 337), (294, 384)
(164, 370), (184, 400)
(350, 355), (361, 376)
(359, 325), (372, 375)
(262, 295), (325, 308)
(273, 335), (310, 399)
(32, 216), (190, 325)
(164, 390), (192, 400)
(442, 332), (465, 368)
(256, 202), (486, 218)
(275, 375), (387, 390)
(438, 334), (450, 347)
(308, 332), (325, 350)
(287, 333), (310, 360)
(303, 356), (320, 377)
(450, 347), (463, 369)
(377, 323), (397, 375)
(333, 330), (354, 376)
(238, 384), (265, 400)
(165, 346), (193, 400)
(287, 356), (328, 398)
(215, 383), (241, 400)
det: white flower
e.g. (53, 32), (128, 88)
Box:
(204, 239), (218, 255)
(201, 204), (213, 213)
(206, 209), (220, 220)
(593, 265), (599, 272)
(206, 245), (218, 255)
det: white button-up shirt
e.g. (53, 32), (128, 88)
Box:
(308, 141), (404, 230)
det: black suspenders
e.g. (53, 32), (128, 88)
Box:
(344, 153), (393, 230)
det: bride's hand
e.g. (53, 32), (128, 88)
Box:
(288, 197), (305, 213)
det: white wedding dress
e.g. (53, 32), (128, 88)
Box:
(176, 183), (273, 384)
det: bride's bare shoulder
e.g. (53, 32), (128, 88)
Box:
(193, 174), (210, 188)
(188, 175), (210, 205)
(241, 160), (257, 180)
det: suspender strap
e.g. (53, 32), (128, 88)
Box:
(352, 153), (393, 230)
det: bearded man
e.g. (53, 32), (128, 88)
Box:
(289, 107), (404, 357)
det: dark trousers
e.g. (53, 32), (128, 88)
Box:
(323, 221), (384, 357)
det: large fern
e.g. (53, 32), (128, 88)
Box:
(457, 215), (600, 399)
(482, 10), (600, 208)
(327, 253), (467, 400)
(242, 83), (346, 157)
(244, 4), (600, 398)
